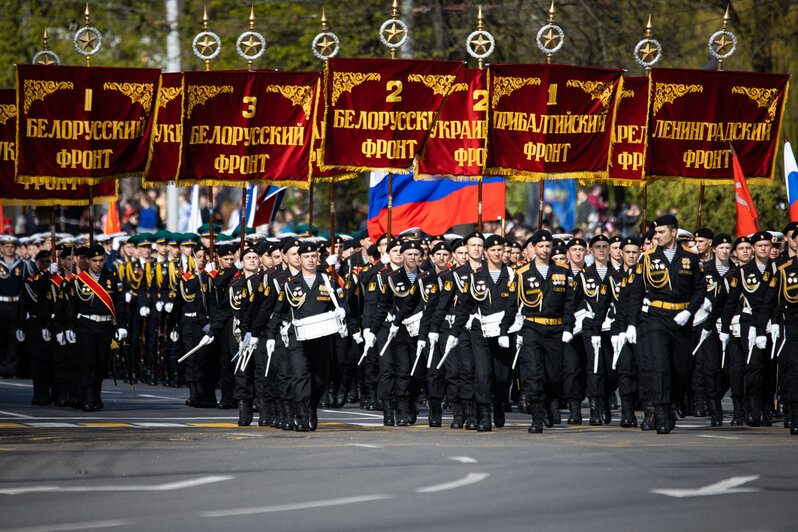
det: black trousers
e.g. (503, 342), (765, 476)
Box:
(0, 301), (19, 376)
(583, 331), (612, 398)
(562, 335), (585, 401)
(234, 341), (267, 401)
(615, 341), (638, 399)
(76, 318), (114, 397)
(470, 323), (512, 405)
(145, 310), (161, 379)
(519, 322), (563, 404)
(785, 316), (798, 403)
(27, 320), (53, 399)
(288, 335), (332, 406)
(690, 327), (706, 399)
(218, 319), (235, 403)
(699, 330), (723, 405)
(181, 319), (207, 393)
(378, 328), (412, 402)
(639, 309), (691, 406)
(128, 304), (144, 376)
(742, 324), (767, 400)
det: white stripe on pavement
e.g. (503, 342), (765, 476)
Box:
(448, 456), (477, 464)
(416, 472), (489, 493)
(8, 519), (132, 532)
(0, 475), (232, 495)
(0, 410), (33, 419)
(201, 494), (393, 517)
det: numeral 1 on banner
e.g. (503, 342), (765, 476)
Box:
(547, 84), (558, 106)
(84, 89), (93, 112)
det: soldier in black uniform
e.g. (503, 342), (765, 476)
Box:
(628, 215), (704, 434)
(208, 244), (240, 409)
(23, 250), (59, 404)
(0, 235), (24, 378)
(773, 249), (798, 434)
(562, 238), (588, 424)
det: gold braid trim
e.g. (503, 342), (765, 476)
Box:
(330, 72), (380, 107)
(407, 74), (456, 96)
(265, 85), (314, 119)
(186, 85), (234, 119)
(0, 103), (16, 126)
(158, 86), (182, 109)
(23, 80), (74, 114)
(491, 76), (541, 109)
(652, 82), (703, 115)
(731, 86), (779, 123)
(566, 79), (615, 112)
(103, 82), (155, 113)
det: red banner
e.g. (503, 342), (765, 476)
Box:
(16, 64), (160, 186)
(322, 57), (464, 172)
(179, 70), (318, 188)
(486, 63), (624, 181)
(0, 89), (115, 206)
(606, 76), (648, 185)
(309, 70), (358, 182)
(415, 68), (487, 180)
(645, 68), (789, 184)
(143, 73), (183, 187)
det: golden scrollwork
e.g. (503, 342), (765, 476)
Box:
(158, 86), (183, 109)
(619, 89), (635, 100)
(731, 86), (779, 122)
(491, 77), (541, 108)
(407, 74), (456, 96)
(265, 85), (314, 119)
(331, 72), (381, 106)
(103, 82), (155, 112)
(23, 80), (74, 114)
(186, 85), (234, 118)
(652, 83), (703, 115)
(566, 80), (615, 111)
(449, 83), (469, 93)
(0, 104), (17, 126)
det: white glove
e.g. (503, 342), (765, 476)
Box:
(363, 329), (376, 349)
(199, 334), (214, 347)
(205, 262), (216, 272)
(249, 337), (259, 351)
(266, 339), (276, 358)
(170, 330), (179, 342)
(352, 331), (364, 345)
(702, 298), (712, 313)
(770, 323), (780, 340)
(428, 332), (439, 344)
(591, 335), (602, 352)
(155, 301), (164, 312)
(234, 260), (242, 269)
(335, 307), (346, 322)
(380, 254), (390, 265)
(42, 329), (51, 342)
(445, 334), (459, 352)
(139, 306), (150, 317)
(116, 328), (128, 340)
(562, 331), (573, 343)
(498, 335), (510, 349)
(747, 326), (757, 348)
(15, 329), (24, 342)
(626, 325), (637, 344)
(242, 332), (252, 347)
(719, 331), (730, 349)
(56, 332), (65, 346)
(125, 292), (132, 303)
(611, 335), (620, 354)
(618, 332), (626, 346)
(48, 263), (58, 275)
(164, 302), (173, 313)
(326, 254), (338, 267)
(755, 335), (768, 350)
(417, 339), (427, 351)
(674, 310), (691, 326)
(389, 324), (399, 336)
(65, 329), (77, 344)
(517, 335), (524, 347)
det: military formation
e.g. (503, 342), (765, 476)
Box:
(2, 215), (798, 436)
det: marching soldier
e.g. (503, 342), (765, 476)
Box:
(208, 244), (240, 409)
(562, 238), (588, 424)
(0, 235), (24, 378)
(23, 250), (59, 405)
(773, 246), (798, 434)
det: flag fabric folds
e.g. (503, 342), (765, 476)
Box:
(784, 141), (798, 222)
(253, 185), (287, 227)
(732, 146), (759, 237)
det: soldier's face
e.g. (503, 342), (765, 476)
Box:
(467, 239), (484, 262)
(157, 243), (167, 256)
(486, 245), (503, 266)
(195, 250), (207, 269)
(1, 242), (15, 257)
(270, 250), (281, 264)
(789, 234), (798, 252)
(568, 245), (585, 264)
(389, 246), (403, 266)
(770, 244), (782, 259)
(623, 246), (640, 267)
(403, 249), (421, 269)
(300, 251), (317, 271)
(453, 247), (468, 265)
(510, 248), (521, 263)
(181, 245), (193, 257)
(260, 253), (273, 268)
(36, 257), (51, 272)
(591, 241), (609, 262)
(654, 226), (677, 247)
(89, 256), (104, 274)
(534, 242), (552, 262)
(754, 241), (772, 261)
(433, 250), (450, 268)
(609, 242), (622, 262)
(139, 246), (152, 259)
(714, 243), (731, 262)
(220, 254), (234, 268)
(285, 248), (301, 269)
(735, 243), (753, 264)
(695, 237), (712, 255)
(243, 252), (260, 273)
(552, 253), (566, 263)
(168, 245), (180, 259)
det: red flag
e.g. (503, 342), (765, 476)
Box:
(732, 145), (760, 237)
(104, 201), (121, 235)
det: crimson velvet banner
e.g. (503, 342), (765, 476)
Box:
(646, 68), (789, 184)
(606, 76), (648, 185)
(310, 70), (358, 183)
(180, 70), (318, 188)
(415, 68), (488, 180)
(16, 64), (160, 186)
(322, 57), (464, 172)
(0, 89), (115, 205)
(143, 73), (183, 187)
(486, 63), (624, 181)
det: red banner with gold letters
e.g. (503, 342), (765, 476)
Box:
(645, 68), (789, 185)
(0, 89), (116, 206)
(415, 68), (488, 180)
(606, 76), (648, 185)
(321, 57), (464, 172)
(310, 69), (358, 183)
(143, 73), (183, 187)
(179, 70), (318, 188)
(15, 64), (161, 186)
(486, 63), (624, 181)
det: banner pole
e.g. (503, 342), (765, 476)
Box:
(329, 182), (336, 255)
(239, 184), (246, 254)
(641, 184), (648, 236)
(308, 184), (314, 232)
(387, 172), (393, 239)
(50, 208), (57, 263)
(536, 1), (560, 229)
(88, 185), (94, 246)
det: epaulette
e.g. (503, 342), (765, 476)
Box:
(555, 261), (569, 269)
(643, 249), (655, 255)
(207, 270), (218, 278)
(182, 272), (192, 281)
(681, 245), (697, 254)
(516, 262), (531, 274)
(778, 259), (793, 270)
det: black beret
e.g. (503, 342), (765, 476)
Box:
(552, 245), (567, 256)
(430, 242), (451, 254)
(429, 234), (446, 242)
(401, 240), (423, 253)
(241, 245), (259, 258)
(254, 242), (269, 255)
(35, 250), (51, 260)
(510, 241), (523, 250)
(610, 235), (623, 245)
(343, 239), (360, 251)
(529, 230), (553, 245)
(566, 238), (587, 249)
(652, 214), (678, 228)
(450, 238), (466, 251)
(695, 227), (715, 240)
(387, 238), (402, 251)
(281, 237), (301, 253)
(375, 233), (389, 246)
(552, 238), (563, 248)
(463, 231), (485, 244)
(782, 221), (798, 237)
(297, 241), (317, 254)
(621, 236), (642, 248)
(750, 231), (772, 244)
(484, 235), (505, 249)
(60, 247), (73, 258)
(195, 245), (208, 254)
(367, 244), (378, 257)
(590, 234), (610, 246)
(75, 246), (89, 257)
(87, 245), (105, 259)
(327, 235), (344, 246)
(218, 244), (236, 257)
(733, 236), (751, 249)
(644, 228), (656, 241)
(712, 233), (732, 247)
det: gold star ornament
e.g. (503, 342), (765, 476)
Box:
(714, 34), (732, 55)
(197, 36), (217, 55)
(242, 36), (261, 55)
(78, 30), (97, 51)
(316, 36), (335, 55)
(470, 34), (491, 55)
(638, 42), (658, 62)
(383, 21), (405, 44)
(542, 28), (560, 49)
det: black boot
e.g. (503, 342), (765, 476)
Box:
(693, 392), (708, 417)
(476, 404), (492, 432)
(257, 399), (269, 426)
(761, 398), (773, 427)
(294, 401), (309, 432)
(543, 400), (554, 428)
(528, 403), (544, 433)
(282, 401), (295, 431)
(238, 400), (253, 426)
(600, 397), (612, 425)
(408, 398), (418, 425)
(791, 403), (798, 435)
(731, 398), (745, 425)
(396, 398), (410, 427)
(620, 396), (637, 428)
(710, 398), (723, 427)
(366, 388), (378, 410)
(450, 401), (464, 429)
(464, 400), (477, 430)
(383, 400), (396, 427)
(745, 397), (761, 427)
(655, 405), (670, 434)
(82, 387), (98, 412)
(550, 398), (562, 425)
(640, 401), (655, 431)
(589, 397), (602, 426)
(493, 399), (505, 428)
(428, 399), (442, 427)
(309, 407), (318, 431)
(784, 400), (792, 429)
(567, 399), (582, 425)
(185, 383), (197, 407)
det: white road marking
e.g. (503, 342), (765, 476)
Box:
(0, 381), (33, 388)
(448, 456), (477, 464)
(136, 394), (185, 401)
(651, 475), (760, 498)
(0, 410), (33, 419)
(132, 423), (192, 428)
(416, 472), (490, 493)
(698, 434), (741, 440)
(321, 409), (384, 418)
(348, 443), (380, 448)
(201, 494), (393, 517)
(26, 423), (78, 428)
(7, 519), (132, 532)
(0, 475), (232, 495)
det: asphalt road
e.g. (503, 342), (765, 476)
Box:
(1, 379), (797, 532)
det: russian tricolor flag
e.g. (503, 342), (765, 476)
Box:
(252, 185), (287, 227)
(785, 141), (798, 222)
(367, 171), (505, 239)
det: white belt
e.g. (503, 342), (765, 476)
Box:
(184, 312), (197, 317)
(478, 311), (504, 338)
(402, 311), (423, 337)
(444, 314), (455, 328)
(0, 296), (19, 302)
(573, 308), (594, 336)
(78, 313), (113, 323)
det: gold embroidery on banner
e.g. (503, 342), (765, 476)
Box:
(265, 85), (314, 119)
(0, 104), (16, 126)
(158, 86), (183, 109)
(449, 83), (469, 93)
(491, 77), (541, 108)
(103, 82), (155, 112)
(619, 89), (635, 100)
(23, 80), (74, 114)
(566, 80), (615, 112)
(331, 72), (381, 106)
(186, 85), (234, 118)
(407, 74), (456, 96)
(652, 83), (703, 115)
(731, 86), (779, 123)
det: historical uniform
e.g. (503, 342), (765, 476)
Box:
(0, 236), (24, 377)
